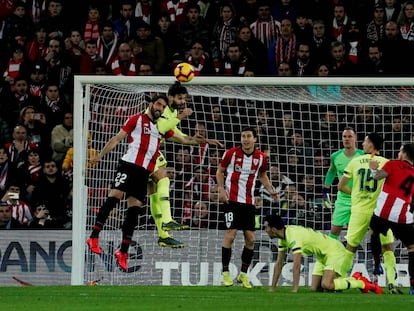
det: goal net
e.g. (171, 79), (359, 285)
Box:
(72, 76), (414, 287)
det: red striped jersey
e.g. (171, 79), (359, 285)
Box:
(121, 113), (173, 172)
(220, 146), (267, 205)
(374, 160), (414, 224)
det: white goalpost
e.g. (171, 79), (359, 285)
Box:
(72, 76), (414, 286)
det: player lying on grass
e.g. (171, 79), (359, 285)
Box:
(264, 214), (382, 294)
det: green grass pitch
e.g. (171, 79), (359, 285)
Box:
(0, 285), (411, 310)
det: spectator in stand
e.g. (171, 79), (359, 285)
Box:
(309, 20), (332, 66)
(110, 42), (138, 76)
(18, 105), (50, 159)
(174, 145), (193, 187)
(43, 38), (72, 91)
(276, 62), (292, 76)
(331, 3), (349, 42)
(259, 165), (292, 205)
(179, 2), (211, 52)
(311, 106), (341, 153)
(38, 82), (70, 130)
(114, 0), (142, 42)
(0, 202), (22, 229)
(235, 0), (258, 26)
(28, 202), (63, 228)
(128, 20), (166, 74)
(79, 40), (103, 74)
(397, 0), (414, 41)
(384, 0), (401, 22)
(38, 0), (67, 40)
(31, 159), (71, 225)
(380, 20), (414, 75)
(211, 3), (240, 64)
(351, 105), (383, 142)
(268, 18), (297, 75)
(3, 1), (34, 51)
(155, 13), (183, 69)
(83, 5), (101, 43)
(342, 19), (363, 66)
(219, 42), (254, 76)
(328, 41), (356, 75)
(50, 111), (73, 166)
(64, 29), (85, 73)
(237, 25), (269, 76)
(3, 47), (30, 91)
(2, 78), (36, 127)
(294, 11), (312, 44)
(5, 125), (37, 168)
(96, 21), (119, 69)
(184, 165), (212, 202)
(255, 108), (276, 154)
(15, 148), (42, 204)
(250, 1), (280, 49)
(0, 146), (16, 197)
(138, 62), (154, 75)
(185, 40), (214, 75)
(360, 43), (386, 75)
(271, 0), (297, 22)
(366, 4), (387, 43)
(27, 62), (46, 105)
(384, 113), (412, 158)
(25, 25), (48, 63)
(288, 130), (313, 165)
(1, 183), (32, 226)
(190, 200), (209, 228)
(0, 117), (11, 146)
(290, 43), (315, 76)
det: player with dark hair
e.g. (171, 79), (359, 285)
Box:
(369, 143), (414, 294)
(217, 127), (278, 288)
(86, 95), (206, 270)
(264, 214), (382, 294)
(338, 133), (395, 287)
(149, 81), (223, 248)
(323, 127), (364, 239)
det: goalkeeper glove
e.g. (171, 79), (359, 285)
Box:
(322, 188), (332, 209)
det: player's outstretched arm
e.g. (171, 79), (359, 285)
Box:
(90, 130), (127, 165)
(338, 175), (351, 195)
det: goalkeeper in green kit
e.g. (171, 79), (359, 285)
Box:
(323, 127), (364, 240)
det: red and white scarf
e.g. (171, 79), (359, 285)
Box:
(187, 55), (205, 76)
(0, 163), (8, 190)
(111, 57), (136, 76)
(135, 2), (151, 25)
(166, 0), (188, 24)
(224, 60), (246, 76)
(84, 20), (100, 42)
(332, 16), (348, 41)
(274, 35), (296, 67)
(27, 40), (47, 62)
(31, 0), (46, 24)
(348, 41), (358, 64)
(29, 164), (42, 182)
(97, 33), (119, 65)
(252, 17), (279, 48)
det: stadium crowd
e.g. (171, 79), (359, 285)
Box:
(0, 0), (414, 230)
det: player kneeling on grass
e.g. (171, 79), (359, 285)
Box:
(264, 214), (382, 294)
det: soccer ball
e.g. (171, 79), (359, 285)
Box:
(174, 62), (195, 82)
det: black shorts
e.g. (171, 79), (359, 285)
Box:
(370, 215), (414, 247)
(111, 160), (150, 203)
(223, 201), (256, 231)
